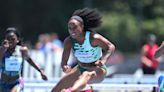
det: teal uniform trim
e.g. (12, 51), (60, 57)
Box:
(78, 64), (107, 74)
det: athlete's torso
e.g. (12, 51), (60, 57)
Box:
(72, 31), (102, 63)
(0, 45), (24, 80)
(143, 44), (159, 69)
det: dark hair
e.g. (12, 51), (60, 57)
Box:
(72, 8), (102, 31)
(147, 34), (157, 42)
(5, 27), (23, 45)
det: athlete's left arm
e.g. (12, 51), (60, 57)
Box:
(154, 41), (164, 58)
(20, 46), (48, 80)
(92, 33), (115, 64)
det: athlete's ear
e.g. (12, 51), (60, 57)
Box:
(80, 23), (84, 29)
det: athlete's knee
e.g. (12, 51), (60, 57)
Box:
(82, 71), (96, 78)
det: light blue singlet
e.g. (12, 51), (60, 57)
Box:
(0, 46), (24, 76)
(72, 31), (102, 63)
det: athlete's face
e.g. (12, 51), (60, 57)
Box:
(68, 19), (84, 39)
(5, 32), (19, 49)
(148, 36), (156, 46)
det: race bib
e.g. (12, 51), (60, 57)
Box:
(75, 51), (93, 58)
(5, 56), (22, 71)
(74, 51), (94, 62)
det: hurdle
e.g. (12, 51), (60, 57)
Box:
(24, 81), (157, 92)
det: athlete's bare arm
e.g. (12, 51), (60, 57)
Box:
(154, 41), (164, 58)
(91, 33), (115, 65)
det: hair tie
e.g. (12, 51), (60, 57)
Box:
(71, 15), (83, 23)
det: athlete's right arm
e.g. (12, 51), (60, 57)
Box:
(0, 40), (9, 60)
(140, 45), (152, 67)
(61, 36), (72, 73)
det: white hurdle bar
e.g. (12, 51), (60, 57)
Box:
(24, 78), (157, 91)
(24, 82), (157, 91)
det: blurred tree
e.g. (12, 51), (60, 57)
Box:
(0, 0), (163, 52)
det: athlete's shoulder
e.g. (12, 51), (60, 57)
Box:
(154, 44), (159, 48)
(63, 36), (72, 47)
(90, 32), (104, 41)
(20, 45), (29, 52)
(64, 36), (72, 43)
(89, 32), (105, 47)
(143, 44), (149, 48)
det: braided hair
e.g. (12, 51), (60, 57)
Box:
(72, 8), (102, 31)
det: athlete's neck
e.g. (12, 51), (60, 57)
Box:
(76, 32), (86, 45)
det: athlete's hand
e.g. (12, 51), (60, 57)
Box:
(40, 70), (48, 81)
(2, 40), (9, 49)
(95, 60), (105, 67)
(62, 65), (72, 73)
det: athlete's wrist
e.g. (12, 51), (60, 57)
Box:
(38, 69), (42, 72)
(99, 58), (107, 64)
(61, 62), (69, 68)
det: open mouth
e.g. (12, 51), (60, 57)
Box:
(71, 33), (76, 36)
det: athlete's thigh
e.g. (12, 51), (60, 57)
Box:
(10, 85), (17, 92)
(57, 66), (81, 87)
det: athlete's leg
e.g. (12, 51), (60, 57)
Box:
(10, 77), (24, 92)
(10, 85), (17, 92)
(70, 66), (106, 91)
(51, 67), (81, 92)
(89, 66), (107, 83)
(11, 84), (23, 92)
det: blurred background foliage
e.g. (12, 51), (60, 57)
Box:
(0, 0), (164, 52)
